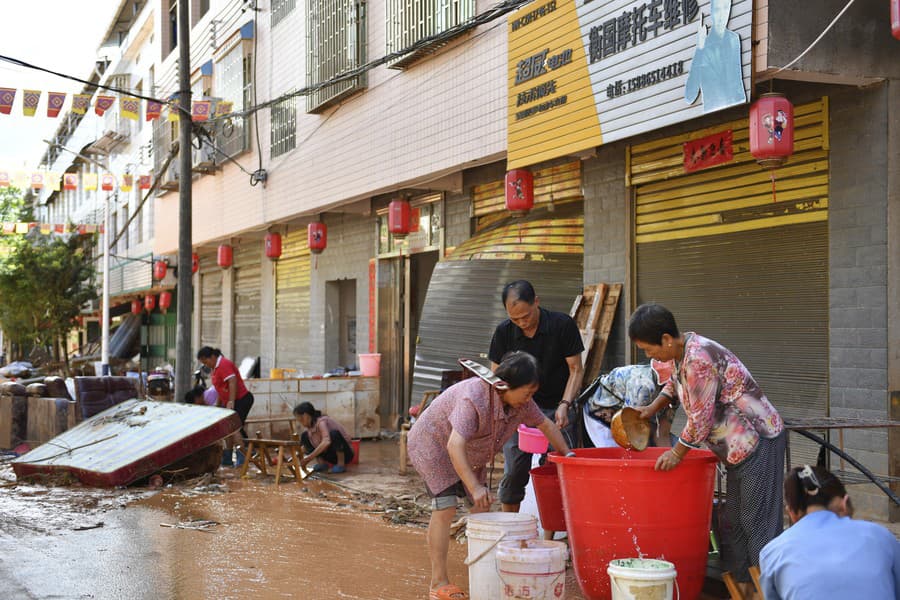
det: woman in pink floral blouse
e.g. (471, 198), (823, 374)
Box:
(408, 351), (573, 600)
(630, 303), (785, 599)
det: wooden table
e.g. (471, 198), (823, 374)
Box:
(239, 434), (308, 485)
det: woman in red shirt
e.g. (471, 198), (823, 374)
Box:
(197, 346), (254, 467)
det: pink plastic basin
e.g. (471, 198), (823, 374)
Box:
(549, 447), (717, 600)
(517, 424), (549, 454)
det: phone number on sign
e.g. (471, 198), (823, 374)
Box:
(606, 60), (685, 99)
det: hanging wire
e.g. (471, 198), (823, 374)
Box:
(770, 0), (859, 75)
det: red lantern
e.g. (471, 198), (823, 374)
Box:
(131, 299), (142, 315)
(159, 291), (172, 314)
(144, 295), (156, 312)
(265, 232), (282, 259)
(308, 222), (327, 254)
(217, 244), (233, 268)
(505, 169), (534, 216)
(388, 199), (411, 237)
(191, 252), (199, 274)
(153, 260), (167, 280)
(749, 93), (794, 168)
(893, 0), (900, 40)
(101, 174), (115, 191)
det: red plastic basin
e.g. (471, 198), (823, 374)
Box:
(549, 447), (717, 600)
(530, 463), (567, 531)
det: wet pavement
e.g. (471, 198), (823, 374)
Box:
(0, 440), (592, 600)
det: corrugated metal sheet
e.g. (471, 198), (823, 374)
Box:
(411, 257), (584, 407)
(12, 399), (240, 487)
(233, 245), (262, 362)
(275, 233), (312, 372)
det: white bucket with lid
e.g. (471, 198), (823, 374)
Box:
(465, 513), (538, 600)
(497, 539), (568, 599)
(607, 558), (678, 600)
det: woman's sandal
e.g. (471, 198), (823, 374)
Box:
(428, 583), (469, 600)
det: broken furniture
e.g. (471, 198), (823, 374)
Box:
(12, 399), (241, 486)
(73, 376), (141, 419)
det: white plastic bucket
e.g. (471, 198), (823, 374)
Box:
(607, 558), (678, 600)
(465, 513), (538, 600)
(497, 539), (568, 599)
(358, 353), (381, 376)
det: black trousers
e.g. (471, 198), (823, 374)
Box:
(233, 392), (254, 439)
(300, 429), (354, 464)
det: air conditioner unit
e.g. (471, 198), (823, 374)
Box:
(192, 137), (217, 173)
(160, 160), (179, 191)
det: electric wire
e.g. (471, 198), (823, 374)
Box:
(770, 0), (859, 75)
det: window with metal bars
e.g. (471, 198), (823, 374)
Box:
(272, 0), (297, 28)
(306, 0), (366, 112)
(386, 0), (474, 69)
(215, 42), (252, 158)
(270, 96), (297, 158)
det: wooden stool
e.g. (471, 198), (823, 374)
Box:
(240, 431), (307, 485)
(723, 566), (763, 600)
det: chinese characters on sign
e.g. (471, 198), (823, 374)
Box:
(588, 0), (700, 63)
(683, 129), (733, 173)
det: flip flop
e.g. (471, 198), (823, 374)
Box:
(428, 583), (469, 600)
(330, 465), (346, 474)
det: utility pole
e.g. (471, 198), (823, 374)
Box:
(175, 0), (193, 403)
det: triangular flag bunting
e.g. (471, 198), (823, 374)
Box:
(0, 88), (16, 114)
(22, 90), (40, 117)
(83, 173), (98, 191)
(95, 95), (115, 116)
(191, 100), (211, 121)
(214, 100), (234, 118)
(47, 92), (66, 118)
(121, 97), (140, 121)
(72, 94), (91, 115)
(146, 101), (162, 121)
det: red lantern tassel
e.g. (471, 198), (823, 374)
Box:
(770, 169), (778, 203)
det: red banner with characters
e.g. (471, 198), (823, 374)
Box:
(683, 130), (733, 173)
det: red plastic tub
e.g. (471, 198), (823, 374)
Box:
(549, 447), (717, 600)
(530, 463), (567, 531)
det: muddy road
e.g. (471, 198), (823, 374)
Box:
(0, 461), (587, 600)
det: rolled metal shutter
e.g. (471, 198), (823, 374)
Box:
(632, 99), (829, 465)
(199, 254), (223, 350)
(233, 245), (262, 362)
(275, 233), (311, 372)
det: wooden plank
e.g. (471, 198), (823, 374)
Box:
(579, 285), (606, 366)
(583, 283), (623, 386)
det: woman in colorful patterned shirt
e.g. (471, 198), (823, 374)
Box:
(408, 351), (573, 600)
(629, 303), (785, 598)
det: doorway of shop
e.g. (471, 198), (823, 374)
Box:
(325, 279), (357, 372)
(377, 251), (439, 429)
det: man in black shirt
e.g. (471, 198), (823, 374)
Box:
(489, 280), (584, 512)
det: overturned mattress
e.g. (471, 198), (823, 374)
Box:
(12, 399), (241, 487)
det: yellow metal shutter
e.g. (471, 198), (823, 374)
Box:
(472, 160), (584, 231)
(275, 232), (311, 372)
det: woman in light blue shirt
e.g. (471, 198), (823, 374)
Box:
(760, 465), (900, 600)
